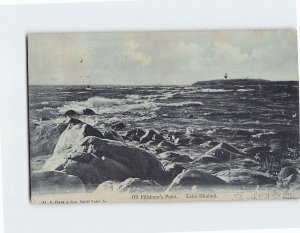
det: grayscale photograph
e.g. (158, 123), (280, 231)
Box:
(27, 30), (300, 203)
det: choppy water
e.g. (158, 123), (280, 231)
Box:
(29, 82), (299, 160)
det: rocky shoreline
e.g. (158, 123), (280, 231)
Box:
(30, 113), (300, 196)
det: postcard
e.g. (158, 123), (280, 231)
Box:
(28, 30), (300, 203)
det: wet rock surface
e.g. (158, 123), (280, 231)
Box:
(167, 169), (227, 191)
(31, 170), (85, 195)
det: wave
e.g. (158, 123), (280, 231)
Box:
(159, 101), (204, 107)
(58, 95), (160, 115)
(36, 107), (56, 112)
(201, 88), (233, 93)
(236, 89), (255, 92)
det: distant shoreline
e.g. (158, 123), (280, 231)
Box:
(192, 78), (299, 86)
(28, 78), (299, 87)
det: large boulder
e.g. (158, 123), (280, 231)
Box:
(30, 123), (68, 157)
(53, 123), (104, 153)
(199, 142), (245, 163)
(167, 169), (227, 191)
(31, 170), (85, 195)
(43, 136), (167, 189)
(164, 163), (185, 183)
(94, 178), (163, 193)
(116, 178), (163, 193)
(216, 168), (276, 185)
(94, 180), (120, 193)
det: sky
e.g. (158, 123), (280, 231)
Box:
(28, 30), (298, 85)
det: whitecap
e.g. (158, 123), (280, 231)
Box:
(159, 101), (204, 107)
(58, 95), (160, 115)
(201, 88), (233, 93)
(36, 107), (56, 112)
(236, 89), (255, 92)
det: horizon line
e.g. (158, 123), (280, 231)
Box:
(28, 77), (300, 86)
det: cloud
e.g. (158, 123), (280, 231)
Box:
(213, 42), (250, 63)
(169, 41), (251, 71)
(28, 31), (298, 85)
(171, 41), (205, 55)
(122, 41), (151, 67)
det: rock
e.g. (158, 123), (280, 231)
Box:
(64, 110), (78, 117)
(122, 111), (132, 116)
(216, 169), (276, 185)
(244, 146), (271, 157)
(168, 131), (186, 141)
(174, 137), (190, 146)
(111, 122), (125, 131)
(30, 123), (68, 157)
(281, 158), (300, 169)
(278, 166), (298, 182)
(158, 152), (192, 163)
(216, 142), (243, 154)
(208, 141), (220, 147)
(54, 123), (104, 153)
(94, 180), (120, 193)
(83, 108), (96, 115)
(196, 155), (219, 164)
(116, 178), (163, 193)
(104, 130), (124, 142)
(203, 142), (245, 162)
(140, 130), (164, 143)
(156, 140), (177, 153)
(65, 118), (82, 124)
(43, 136), (167, 189)
(94, 178), (163, 193)
(188, 115), (194, 119)
(124, 129), (146, 142)
(41, 117), (50, 121)
(189, 137), (206, 145)
(204, 148), (235, 162)
(164, 163), (185, 183)
(289, 174), (300, 186)
(29, 122), (40, 131)
(160, 159), (171, 167)
(167, 169), (227, 191)
(31, 170), (85, 195)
